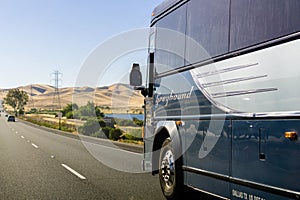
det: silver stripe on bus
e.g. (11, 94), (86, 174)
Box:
(211, 88), (278, 98)
(202, 75), (268, 88)
(196, 63), (258, 78)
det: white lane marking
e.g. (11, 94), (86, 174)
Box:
(61, 164), (86, 180)
(31, 143), (39, 149)
(21, 136), (25, 139)
(16, 131), (18, 134)
(82, 140), (142, 156)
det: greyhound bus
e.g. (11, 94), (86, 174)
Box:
(130, 0), (300, 199)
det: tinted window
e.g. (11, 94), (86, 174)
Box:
(230, 0), (300, 51)
(155, 4), (187, 73)
(186, 0), (230, 63)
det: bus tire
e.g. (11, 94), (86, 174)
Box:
(159, 138), (183, 200)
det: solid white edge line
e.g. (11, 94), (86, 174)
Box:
(82, 140), (142, 156)
(31, 143), (39, 149)
(61, 164), (86, 180)
(19, 121), (142, 155)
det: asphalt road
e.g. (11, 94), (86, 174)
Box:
(0, 114), (166, 200)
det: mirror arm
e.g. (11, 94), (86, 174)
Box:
(134, 86), (148, 97)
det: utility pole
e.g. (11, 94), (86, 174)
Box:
(51, 70), (62, 110)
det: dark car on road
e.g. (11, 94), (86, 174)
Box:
(7, 116), (15, 122)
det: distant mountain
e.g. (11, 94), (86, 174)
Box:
(0, 84), (144, 113)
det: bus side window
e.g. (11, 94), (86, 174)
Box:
(186, 0), (230, 63)
(230, 0), (300, 51)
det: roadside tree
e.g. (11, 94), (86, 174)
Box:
(4, 89), (29, 116)
(62, 103), (79, 119)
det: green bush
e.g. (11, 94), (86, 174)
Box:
(65, 111), (73, 119)
(101, 127), (111, 138)
(133, 117), (143, 127)
(79, 118), (106, 136)
(115, 118), (135, 126)
(62, 103), (78, 119)
(98, 120), (106, 128)
(109, 128), (122, 141)
(123, 134), (140, 141)
(73, 101), (104, 119)
(114, 118), (143, 127)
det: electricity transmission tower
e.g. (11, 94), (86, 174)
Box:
(51, 70), (62, 110)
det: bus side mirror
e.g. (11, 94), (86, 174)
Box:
(130, 63), (147, 97)
(130, 63), (142, 87)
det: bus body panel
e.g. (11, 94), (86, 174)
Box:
(144, 40), (300, 199)
(146, 42), (300, 198)
(184, 120), (231, 198)
(142, 0), (300, 198)
(232, 119), (300, 193)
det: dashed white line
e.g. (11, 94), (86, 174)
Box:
(17, 121), (141, 156)
(21, 136), (25, 139)
(31, 143), (39, 149)
(61, 164), (86, 180)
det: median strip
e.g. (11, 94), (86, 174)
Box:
(61, 164), (86, 180)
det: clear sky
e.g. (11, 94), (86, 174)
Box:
(0, 0), (163, 89)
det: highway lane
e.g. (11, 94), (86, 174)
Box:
(0, 115), (165, 200)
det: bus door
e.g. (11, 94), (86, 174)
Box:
(142, 51), (156, 172)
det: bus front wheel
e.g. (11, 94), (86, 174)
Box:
(159, 138), (183, 200)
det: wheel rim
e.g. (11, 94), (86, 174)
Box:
(160, 149), (175, 189)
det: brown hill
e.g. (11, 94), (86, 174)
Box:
(0, 84), (144, 113)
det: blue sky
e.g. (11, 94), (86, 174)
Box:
(0, 0), (162, 88)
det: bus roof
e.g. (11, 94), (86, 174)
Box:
(151, 0), (184, 23)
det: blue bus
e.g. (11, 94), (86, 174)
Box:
(130, 0), (300, 199)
